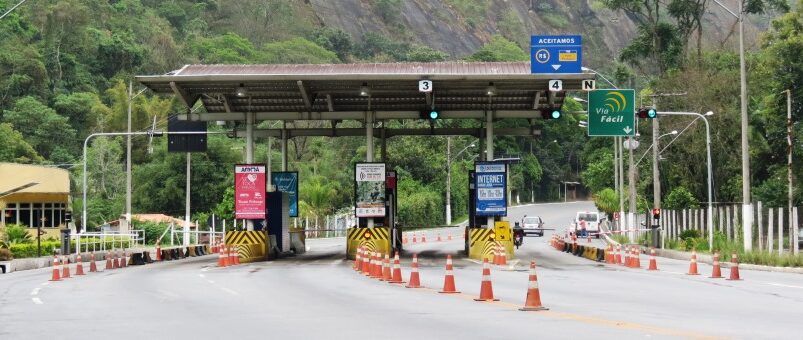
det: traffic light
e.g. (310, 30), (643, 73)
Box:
(637, 107), (657, 119)
(420, 110), (439, 120)
(541, 108), (561, 119)
(652, 208), (661, 220)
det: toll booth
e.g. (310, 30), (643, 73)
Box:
(465, 163), (513, 261)
(347, 166), (398, 260)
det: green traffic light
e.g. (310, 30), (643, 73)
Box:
(551, 110), (561, 119)
(429, 111), (439, 119)
(648, 109), (657, 118)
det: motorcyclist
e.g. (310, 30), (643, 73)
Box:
(513, 221), (524, 248)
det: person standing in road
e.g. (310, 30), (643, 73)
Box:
(579, 218), (587, 237)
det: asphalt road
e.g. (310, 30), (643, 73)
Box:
(2, 201), (802, 339)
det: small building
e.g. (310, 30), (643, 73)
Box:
(0, 163), (71, 231)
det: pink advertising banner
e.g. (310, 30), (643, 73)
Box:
(234, 164), (266, 219)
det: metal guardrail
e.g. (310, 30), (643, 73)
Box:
(72, 230), (144, 253)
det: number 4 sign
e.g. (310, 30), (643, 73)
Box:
(418, 80), (433, 93)
(548, 79), (563, 92)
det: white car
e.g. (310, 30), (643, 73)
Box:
(570, 211), (601, 238)
(520, 216), (545, 237)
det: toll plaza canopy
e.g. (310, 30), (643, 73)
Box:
(135, 62), (596, 122)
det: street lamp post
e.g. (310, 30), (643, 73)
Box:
(712, 0), (752, 251)
(658, 111), (715, 248)
(446, 138), (476, 225)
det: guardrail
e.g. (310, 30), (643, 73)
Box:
(72, 230), (144, 253)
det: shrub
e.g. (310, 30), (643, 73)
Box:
(4, 224), (32, 244)
(664, 187), (700, 209)
(679, 229), (701, 239)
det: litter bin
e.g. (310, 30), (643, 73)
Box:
(60, 229), (71, 255)
(650, 225), (661, 249)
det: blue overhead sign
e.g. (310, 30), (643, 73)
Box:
(530, 35), (582, 74)
(474, 162), (507, 217)
(271, 171), (298, 217)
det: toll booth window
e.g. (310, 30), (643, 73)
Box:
(4, 206), (17, 224)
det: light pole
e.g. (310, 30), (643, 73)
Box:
(783, 90), (796, 254)
(658, 111), (715, 248)
(712, 0), (752, 250)
(125, 81), (147, 233)
(446, 138), (476, 225)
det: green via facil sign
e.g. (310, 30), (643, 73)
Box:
(587, 89), (636, 137)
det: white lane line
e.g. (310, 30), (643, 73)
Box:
(31, 298), (43, 305)
(199, 274), (206, 278)
(220, 287), (240, 296)
(200, 267), (210, 272)
(41, 282), (50, 286)
(331, 259), (342, 265)
(31, 288), (40, 296)
(766, 282), (803, 289)
(207, 280), (215, 284)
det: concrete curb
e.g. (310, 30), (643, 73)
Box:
(652, 248), (803, 274)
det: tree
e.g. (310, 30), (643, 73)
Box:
(260, 38), (339, 64)
(465, 35), (528, 62)
(0, 123), (43, 163)
(309, 27), (354, 61)
(593, 188), (619, 217)
(2, 96), (77, 159)
(299, 175), (337, 223)
(664, 186), (700, 209)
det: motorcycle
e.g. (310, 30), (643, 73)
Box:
(513, 222), (524, 249)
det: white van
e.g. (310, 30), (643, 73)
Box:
(572, 211), (601, 238)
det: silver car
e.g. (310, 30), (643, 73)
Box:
(521, 216), (545, 237)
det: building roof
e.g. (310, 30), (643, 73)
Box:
(0, 163), (70, 196)
(135, 62), (595, 119)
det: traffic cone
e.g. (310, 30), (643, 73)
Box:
(406, 254), (422, 288)
(615, 245), (622, 265)
(587, 233), (592, 243)
(233, 246), (241, 265)
(624, 247), (631, 267)
(498, 245), (508, 266)
(218, 245), (227, 267)
(361, 249), (370, 275)
(105, 251), (113, 270)
(710, 252), (722, 278)
(403, 234), (408, 245)
(726, 252), (742, 281)
(687, 250), (700, 275)
(422, 234), (427, 243)
(75, 254), (85, 276)
(437, 233), (442, 242)
(439, 255), (460, 293)
(647, 248), (658, 271)
(89, 252), (97, 273)
(412, 232), (417, 244)
(389, 251), (405, 284)
(224, 246), (232, 266)
(492, 245), (500, 265)
(121, 250), (128, 268)
(354, 246), (362, 271)
(50, 256), (61, 281)
(633, 247), (641, 268)
(519, 261), (548, 311)
(370, 251), (382, 279)
(62, 256), (71, 279)
(474, 258), (498, 301)
(113, 250), (121, 269)
(155, 240), (162, 261)
(381, 253), (392, 281)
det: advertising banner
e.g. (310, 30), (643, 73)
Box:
(475, 162), (507, 216)
(235, 164), (266, 219)
(355, 163), (386, 217)
(271, 171), (298, 217)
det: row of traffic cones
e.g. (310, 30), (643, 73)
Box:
(50, 250), (128, 281)
(402, 231), (457, 245)
(687, 250), (741, 280)
(217, 245), (241, 267)
(352, 246), (547, 311)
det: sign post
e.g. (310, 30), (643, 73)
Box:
(587, 89), (636, 137)
(474, 162), (507, 217)
(355, 163), (386, 218)
(530, 35), (582, 74)
(235, 164), (267, 220)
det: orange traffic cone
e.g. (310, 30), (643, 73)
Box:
(233, 246), (240, 265)
(519, 261), (548, 311)
(155, 240), (162, 261)
(62, 256), (71, 279)
(437, 233), (442, 242)
(615, 245), (622, 265)
(381, 253), (392, 281)
(687, 250), (700, 275)
(710, 252), (722, 278)
(361, 249), (370, 275)
(89, 252), (97, 273)
(389, 251), (405, 284)
(633, 247), (641, 268)
(726, 252), (742, 281)
(113, 250), (121, 269)
(492, 245), (500, 265)
(624, 247), (631, 267)
(474, 258), (498, 301)
(50, 256), (61, 281)
(121, 250), (128, 268)
(105, 251), (113, 270)
(439, 255), (460, 293)
(354, 246), (362, 271)
(587, 233), (592, 244)
(448, 233), (452, 241)
(75, 254), (85, 276)
(406, 254), (422, 288)
(224, 246), (232, 267)
(403, 234), (408, 245)
(498, 245), (508, 267)
(422, 234), (427, 243)
(218, 245), (227, 267)
(647, 248), (658, 271)
(371, 251), (383, 279)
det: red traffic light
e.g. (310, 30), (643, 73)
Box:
(652, 208), (661, 219)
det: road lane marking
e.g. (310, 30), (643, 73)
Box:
(31, 298), (43, 305)
(199, 274), (205, 278)
(207, 280), (215, 284)
(41, 282), (50, 286)
(766, 282), (803, 289)
(31, 288), (40, 295)
(220, 287), (240, 296)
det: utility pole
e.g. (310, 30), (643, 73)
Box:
(786, 90), (796, 254)
(628, 137), (637, 240)
(652, 100), (660, 210)
(125, 81), (133, 233)
(738, 0), (753, 252)
(619, 136), (625, 230)
(614, 136), (620, 228)
(446, 136), (452, 225)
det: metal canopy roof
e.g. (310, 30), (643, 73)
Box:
(135, 62), (595, 121)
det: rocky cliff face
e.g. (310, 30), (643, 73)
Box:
(305, 0), (770, 68)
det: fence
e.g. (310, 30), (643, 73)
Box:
(72, 230), (145, 253)
(660, 202), (800, 254)
(300, 213), (354, 238)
